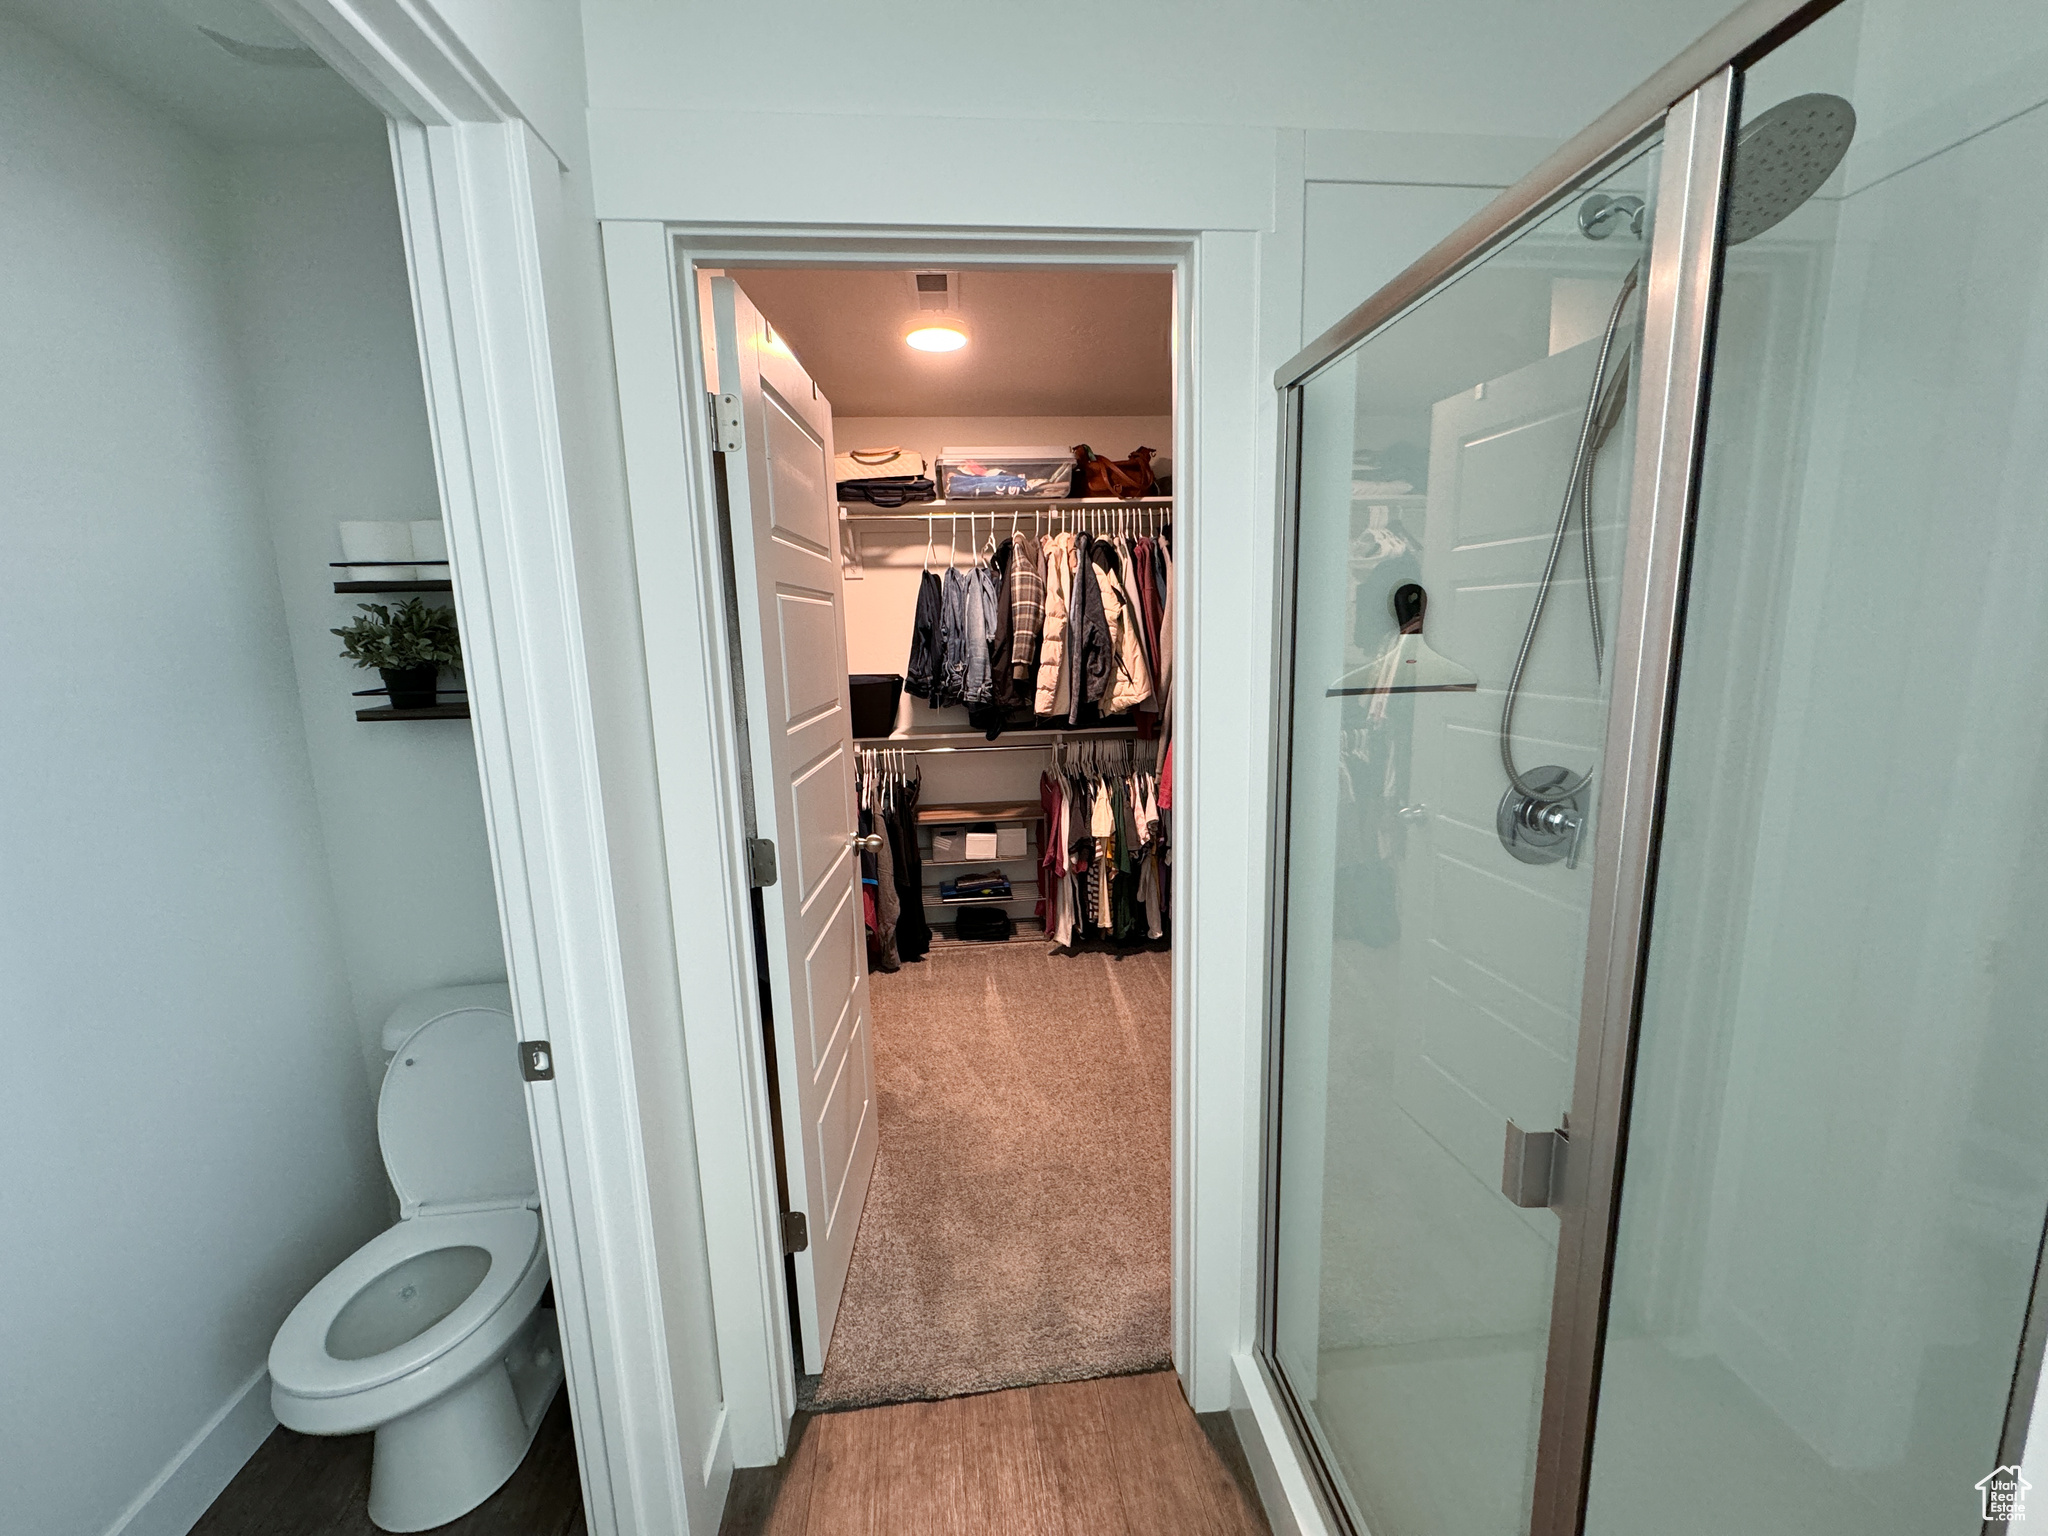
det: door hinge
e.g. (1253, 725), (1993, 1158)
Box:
(518, 1039), (555, 1082)
(780, 1211), (809, 1255)
(748, 837), (778, 888)
(708, 390), (742, 453)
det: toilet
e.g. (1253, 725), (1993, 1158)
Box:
(269, 984), (562, 1532)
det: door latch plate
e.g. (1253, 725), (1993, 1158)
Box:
(519, 1039), (555, 1082)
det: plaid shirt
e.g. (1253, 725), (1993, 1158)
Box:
(1008, 532), (1045, 682)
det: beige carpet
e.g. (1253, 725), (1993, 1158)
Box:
(813, 944), (1173, 1409)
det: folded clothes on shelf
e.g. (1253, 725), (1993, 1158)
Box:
(939, 872), (1012, 902)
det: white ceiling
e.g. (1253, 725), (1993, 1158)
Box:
(1, 0), (382, 146)
(725, 268), (1174, 418)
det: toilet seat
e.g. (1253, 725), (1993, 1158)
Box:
(270, 1207), (543, 1404)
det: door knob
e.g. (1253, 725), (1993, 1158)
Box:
(850, 833), (884, 852)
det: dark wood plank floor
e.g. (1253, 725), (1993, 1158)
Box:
(190, 1390), (584, 1536)
(719, 1372), (1270, 1536)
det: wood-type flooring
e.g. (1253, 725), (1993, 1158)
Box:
(720, 1371), (1270, 1536)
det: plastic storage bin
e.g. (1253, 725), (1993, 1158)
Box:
(936, 446), (1075, 499)
(848, 674), (903, 738)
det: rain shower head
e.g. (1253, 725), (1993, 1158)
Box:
(1577, 92), (1855, 246)
(1724, 92), (1857, 243)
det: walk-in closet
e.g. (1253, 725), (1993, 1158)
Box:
(702, 263), (1180, 1411)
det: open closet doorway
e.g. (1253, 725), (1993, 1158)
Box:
(703, 262), (1182, 1411)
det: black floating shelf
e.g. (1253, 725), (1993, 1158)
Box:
(356, 704), (471, 722)
(335, 579), (454, 594)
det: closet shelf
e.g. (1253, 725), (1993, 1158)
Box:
(857, 727), (1137, 747)
(925, 854), (1037, 868)
(916, 802), (1045, 826)
(929, 918), (1047, 949)
(840, 496), (1172, 520)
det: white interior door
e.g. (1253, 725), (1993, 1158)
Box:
(710, 276), (878, 1370)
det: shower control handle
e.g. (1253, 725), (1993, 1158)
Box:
(1497, 767), (1589, 868)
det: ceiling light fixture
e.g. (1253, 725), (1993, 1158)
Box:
(904, 319), (969, 353)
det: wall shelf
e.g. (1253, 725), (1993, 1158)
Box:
(331, 561), (452, 595)
(356, 703), (470, 722)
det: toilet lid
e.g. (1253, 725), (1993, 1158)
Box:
(379, 1006), (539, 1215)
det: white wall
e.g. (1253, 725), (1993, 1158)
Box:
(582, 0), (1731, 142)
(0, 18), (390, 1534)
(222, 137), (510, 1089)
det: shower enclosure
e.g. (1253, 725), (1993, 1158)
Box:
(1261, 1), (2048, 1533)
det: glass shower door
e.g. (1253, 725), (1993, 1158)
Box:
(1266, 130), (1680, 1535)
(1581, 3), (2048, 1532)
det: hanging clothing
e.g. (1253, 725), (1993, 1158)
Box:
(986, 537), (1018, 707)
(904, 570), (943, 701)
(888, 774), (931, 963)
(1009, 531), (1045, 689)
(1035, 533), (1074, 717)
(961, 562), (1001, 706)
(935, 566), (970, 707)
(1095, 541), (1155, 714)
(1068, 532), (1111, 722)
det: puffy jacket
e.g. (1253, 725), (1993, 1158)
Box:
(1034, 534), (1074, 716)
(1098, 545), (1155, 714)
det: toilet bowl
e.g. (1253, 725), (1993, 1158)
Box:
(269, 985), (564, 1531)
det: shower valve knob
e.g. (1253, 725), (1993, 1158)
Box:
(1497, 767), (1589, 868)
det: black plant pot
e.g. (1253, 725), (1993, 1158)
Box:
(378, 664), (440, 710)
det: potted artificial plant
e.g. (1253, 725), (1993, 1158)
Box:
(333, 598), (462, 710)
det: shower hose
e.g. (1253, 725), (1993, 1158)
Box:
(1498, 261), (1640, 800)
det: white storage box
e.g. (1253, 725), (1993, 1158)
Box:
(996, 826), (1029, 858)
(937, 446), (1074, 499)
(964, 831), (999, 860)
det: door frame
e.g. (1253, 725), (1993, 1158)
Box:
(267, 5), (699, 1534)
(602, 220), (1258, 1466)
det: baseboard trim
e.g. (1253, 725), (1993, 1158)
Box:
(1230, 1351), (1335, 1536)
(101, 1367), (276, 1536)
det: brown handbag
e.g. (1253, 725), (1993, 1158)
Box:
(1072, 444), (1157, 500)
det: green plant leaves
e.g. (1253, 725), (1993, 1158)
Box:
(332, 597), (464, 672)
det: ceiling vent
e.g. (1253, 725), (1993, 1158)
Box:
(909, 271), (961, 314)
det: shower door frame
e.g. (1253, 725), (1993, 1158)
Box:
(1258, 2), (1853, 1533)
